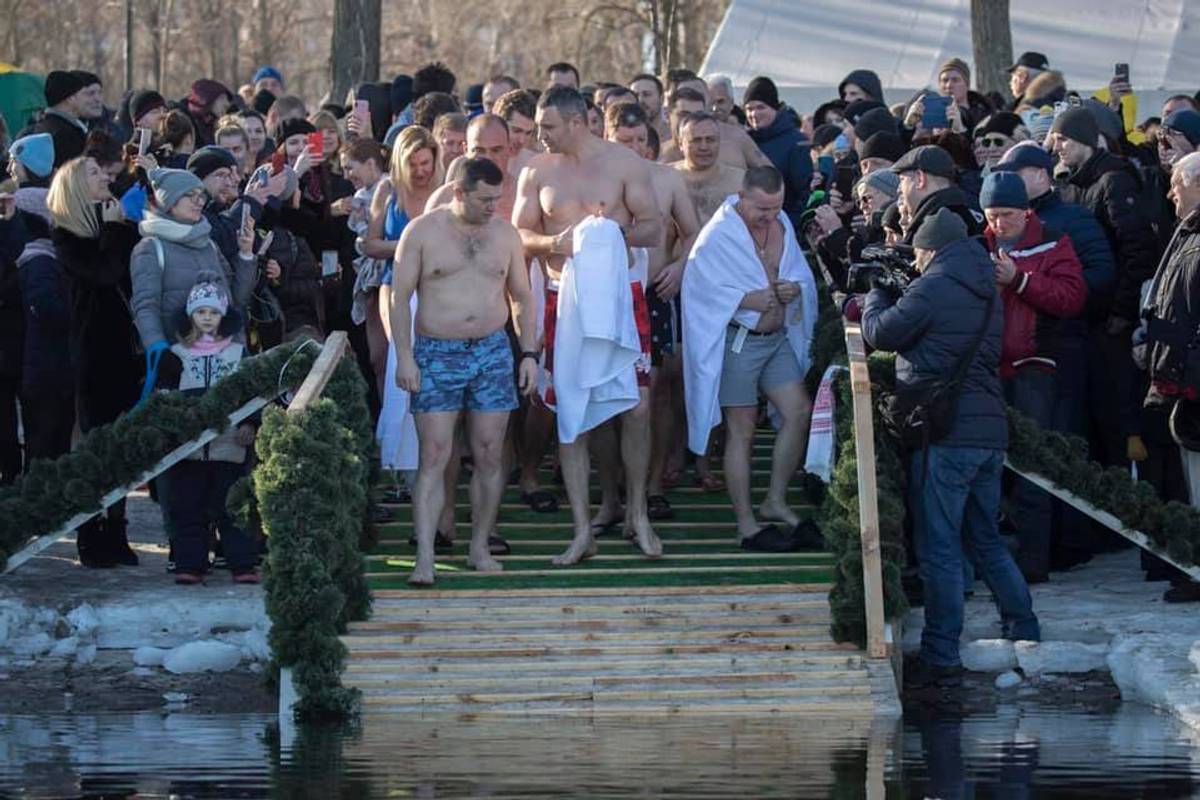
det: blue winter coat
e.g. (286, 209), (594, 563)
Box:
(747, 108), (812, 229)
(861, 238), (1007, 450)
(1030, 189), (1115, 321)
(16, 238), (72, 392)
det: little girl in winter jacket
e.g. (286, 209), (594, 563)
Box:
(155, 275), (260, 584)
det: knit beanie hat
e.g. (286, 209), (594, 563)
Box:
(937, 58), (971, 85)
(912, 207), (967, 251)
(464, 83), (484, 114)
(252, 65), (283, 86)
(979, 170), (1029, 210)
(975, 112), (1024, 138)
(73, 70), (101, 88)
(1164, 109), (1200, 148)
(853, 106), (898, 142)
(44, 70), (87, 107)
(1083, 98), (1124, 144)
(812, 123), (843, 150)
(279, 118), (317, 142)
(1026, 106), (1056, 142)
(186, 145), (239, 180)
(129, 90), (166, 125)
(188, 79), (233, 111)
(858, 131), (906, 163)
(858, 168), (901, 200)
(391, 74), (414, 114)
(186, 277), (229, 316)
(9, 133), (55, 178)
(149, 167), (204, 212)
(1050, 107), (1099, 147)
(743, 76), (780, 110)
(843, 99), (886, 125)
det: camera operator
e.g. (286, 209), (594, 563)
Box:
(861, 207), (1040, 690)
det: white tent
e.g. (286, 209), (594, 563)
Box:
(701, 0), (1200, 115)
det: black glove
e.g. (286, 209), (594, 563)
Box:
(868, 268), (902, 295)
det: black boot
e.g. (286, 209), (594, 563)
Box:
(103, 514), (140, 566)
(76, 518), (116, 568)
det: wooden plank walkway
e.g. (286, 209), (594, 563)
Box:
(343, 433), (900, 716)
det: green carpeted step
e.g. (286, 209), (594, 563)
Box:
(377, 506), (757, 524)
(373, 540), (823, 556)
(366, 569), (835, 592)
(367, 555), (831, 575)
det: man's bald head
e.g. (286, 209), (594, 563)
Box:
(467, 113), (511, 171)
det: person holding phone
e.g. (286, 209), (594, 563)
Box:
(45, 156), (143, 567)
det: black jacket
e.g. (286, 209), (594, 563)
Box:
(903, 186), (983, 246)
(31, 110), (88, 168)
(1059, 150), (1159, 322)
(747, 109), (813, 230)
(862, 237), (1007, 450)
(16, 238), (72, 392)
(1144, 211), (1200, 395)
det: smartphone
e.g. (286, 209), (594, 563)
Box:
(1114, 62), (1130, 83)
(817, 155), (835, 185)
(256, 230), (275, 259)
(921, 94), (950, 129)
(255, 166), (270, 187)
(321, 250), (339, 278)
(270, 151), (286, 175)
(835, 165), (856, 200)
(135, 127), (151, 156)
(306, 131), (324, 159)
(354, 99), (369, 120)
(241, 203), (252, 232)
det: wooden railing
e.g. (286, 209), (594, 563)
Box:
(843, 324), (889, 659)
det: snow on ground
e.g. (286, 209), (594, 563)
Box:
(904, 550), (1200, 731)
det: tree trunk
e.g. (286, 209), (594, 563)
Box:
(330, 0), (381, 103)
(970, 0), (1012, 98)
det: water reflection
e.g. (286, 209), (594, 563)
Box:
(0, 705), (1197, 798)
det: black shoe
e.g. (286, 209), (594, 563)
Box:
(790, 519), (824, 550)
(103, 516), (140, 567)
(488, 534), (511, 556)
(740, 525), (800, 553)
(647, 494), (674, 521)
(1164, 581), (1200, 603)
(77, 519), (116, 569)
(905, 657), (965, 690)
(408, 531), (455, 552)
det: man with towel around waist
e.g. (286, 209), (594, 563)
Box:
(682, 166), (818, 551)
(513, 86), (664, 564)
(392, 158), (538, 586)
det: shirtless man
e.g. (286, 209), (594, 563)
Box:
(659, 82), (769, 170)
(392, 158), (538, 585)
(674, 112), (746, 223)
(513, 86), (664, 564)
(630, 73), (671, 145)
(426, 114), (518, 218)
(495, 89), (539, 180)
(604, 103), (700, 521)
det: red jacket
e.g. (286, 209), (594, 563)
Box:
(984, 213), (1087, 378)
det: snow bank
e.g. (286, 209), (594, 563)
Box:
(903, 551), (1200, 731)
(162, 641), (242, 674)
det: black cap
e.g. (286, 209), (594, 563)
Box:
(44, 70), (87, 107)
(1007, 52), (1049, 73)
(890, 144), (957, 179)
(859, 132), (906, 163)
(278, 118), (317, 141)
(186, 145), (240, 180)
(743, 76), (780, 110)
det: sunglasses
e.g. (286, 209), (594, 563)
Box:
(1158, 129), (1183, 143)
(977, 136), (1009, 148)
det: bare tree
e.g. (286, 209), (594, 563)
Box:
(970, 0), (1013, 97)
(330, 0), (381, 102)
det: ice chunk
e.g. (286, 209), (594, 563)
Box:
(74, 644), (97, 665)
(49, 637), (78, 658)
(995, 670), (1023, 689)
(133, 646), (167, 667)
(66, 604), (100, 637)
(1016, 640), (1109, 675)
(961, 639), (1017, 672)
(162, 640), (241, 674)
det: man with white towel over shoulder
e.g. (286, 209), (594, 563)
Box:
(513, 85), (664, 565)
(683, 165), (818, 552)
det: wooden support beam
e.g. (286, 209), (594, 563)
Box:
(287, 331), (348, 416)
(844, 324), (889, 659)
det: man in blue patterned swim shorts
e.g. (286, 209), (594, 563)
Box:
(390, 158), (538, 585)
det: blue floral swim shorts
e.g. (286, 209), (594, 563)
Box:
(411, 328), (518, 414)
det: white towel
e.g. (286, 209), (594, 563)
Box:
(681, 194), (818, 455)
(550, 216), (641, 443)
(377, 292), (420, 471)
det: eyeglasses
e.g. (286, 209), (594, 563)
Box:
(977, 136), (1009, 148)
(183, 189), (208, 203)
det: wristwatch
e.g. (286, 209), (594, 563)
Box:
(521, 351), (540, 362)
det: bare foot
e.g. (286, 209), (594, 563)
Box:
(407, 555), (436, 586)
(589, 505), (624, 536)
(468, 548), (504, 573)
(553, 535), (598, 565)
(627, 517), (663, 559)
(758, 500), (799, 528)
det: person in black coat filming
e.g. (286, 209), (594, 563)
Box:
(861, 207), (1040, 690)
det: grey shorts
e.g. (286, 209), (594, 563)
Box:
(718, 326), (803, 407)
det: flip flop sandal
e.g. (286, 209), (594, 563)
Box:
(488, 534), (511, 556)
(694, 474), (726, 493)
(740, 524), (801, 553)
(520, 489), (560, 513)
(662, 468), (683, 489)
(647, 494), (675, 521)
(408, 531), (456, 552)
(591, 518), (622, 537)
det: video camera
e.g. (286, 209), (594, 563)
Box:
(846, 244), (918, 294)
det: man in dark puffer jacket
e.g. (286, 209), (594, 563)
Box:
(863, 208), (1040, 688)
(891, 145), (983, 245)
(742, 77), (812, 229)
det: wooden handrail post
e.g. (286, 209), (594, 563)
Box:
(843, 324), (889, 659)
(287, 332), (349, 416)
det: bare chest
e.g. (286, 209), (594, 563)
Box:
(423, 228), (509, 284)
(538, 166), (627, 231)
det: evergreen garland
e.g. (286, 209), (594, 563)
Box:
(0, 341), (318, 567)
(255, 356), (374, 720)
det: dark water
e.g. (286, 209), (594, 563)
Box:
(1, 705), (1198, 799)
